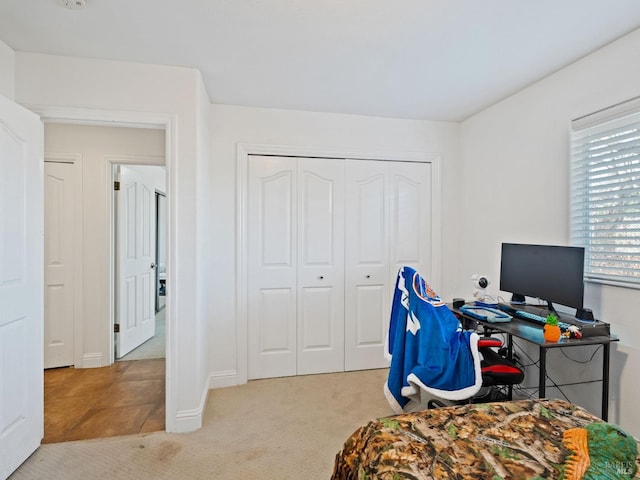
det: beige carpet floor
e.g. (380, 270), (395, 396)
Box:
(10, 368), (393, 480)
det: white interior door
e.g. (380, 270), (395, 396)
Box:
(0, 95), (44, 480)
(44, 161), (76, 369)
(344, 160), (390, 371)
(116, 166), (156, 358)
(297, 158), (345, 375)
(247, 156), (298, 379)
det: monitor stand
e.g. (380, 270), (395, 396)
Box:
(544, 300), (558, 316)
(510, 293), (526, 304)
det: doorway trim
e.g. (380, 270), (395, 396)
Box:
(235, 143), (443, 385)
(29, 104), (176, 431)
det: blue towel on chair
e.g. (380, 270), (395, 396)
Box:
(384, 266), (482, 413)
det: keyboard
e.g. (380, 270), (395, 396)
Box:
(514, 310), (573, 331)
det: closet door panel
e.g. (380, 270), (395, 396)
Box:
(259, 288), (296, 351)
(354, 284), (386, 344)
(344, 160), (390, 371)
(300, 288), (332, 345)
(297, 158), (345, 375)
(390, 162), (431, 281)
(247, 156), (297, 379)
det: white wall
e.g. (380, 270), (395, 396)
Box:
(208, 104), (461, 385)
(44, 124), (165, 367)
(12, 28), (638, 436)
(0, 39), (14, 100)
(460, 28), (640, 435)
(194, 73), (214, 399)
(15, 52), (211, 433)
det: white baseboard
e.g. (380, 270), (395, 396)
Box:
(169, 382), (208, 433)
(208, 370), (239, 389)
(81, 353), (104, 368)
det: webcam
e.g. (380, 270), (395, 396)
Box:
(472, 274), (490, 289)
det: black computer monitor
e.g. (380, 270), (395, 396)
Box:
(499, 243), (585, 312)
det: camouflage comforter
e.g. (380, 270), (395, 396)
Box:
(331, 399), (640, 479)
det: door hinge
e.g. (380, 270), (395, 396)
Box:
(114, 323), (120, 333)
(114, 181), (120, 191)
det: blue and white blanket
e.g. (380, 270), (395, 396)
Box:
(384, 266), (482, 413)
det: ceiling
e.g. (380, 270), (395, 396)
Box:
(1, 1), (640, 122)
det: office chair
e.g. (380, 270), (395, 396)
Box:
(426, 330), (525, 408)
(472, 335), (524, 400)
(385, 266), (524, 413)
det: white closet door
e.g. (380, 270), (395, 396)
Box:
(247, 156), (298, 379)
(44, 161), (76, 369)
(247, 155), (432, 378)
(344, 160), (390, 371)
(389, 162), (431, 281)
(297, 158), (345, 375)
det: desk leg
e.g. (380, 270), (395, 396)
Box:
(602, 343), (610, 421)
(507, 334), (513, 400)
(539, 347), (546, 398)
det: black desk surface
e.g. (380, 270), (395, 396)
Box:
(451, 305), (619, 348)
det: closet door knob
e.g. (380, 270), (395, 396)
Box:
(319, 276), (324, 280)
(366, 275), (370, 278)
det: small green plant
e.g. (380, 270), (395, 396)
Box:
(545, 313), (559, 326)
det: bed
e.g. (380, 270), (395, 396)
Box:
(331, 399), (640, 479)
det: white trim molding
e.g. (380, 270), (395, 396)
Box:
(173, 382), (209, 433)
(24, 104), (183, 433)
(209, 370), (239, 389)
(81, 353), (104, 368)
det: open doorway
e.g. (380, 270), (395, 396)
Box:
(114, 165), (167, 362)
(42, 124), (168, 442)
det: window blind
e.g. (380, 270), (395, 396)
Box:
(571, 98), (640, 287)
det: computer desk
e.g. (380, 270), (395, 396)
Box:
(452, 305), (618, 421)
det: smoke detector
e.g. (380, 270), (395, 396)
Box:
(58, 0), (86, 10)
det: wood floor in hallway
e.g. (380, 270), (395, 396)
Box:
(44, 358), (165, 443)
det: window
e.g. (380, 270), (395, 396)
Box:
(571, 97), (640, 287)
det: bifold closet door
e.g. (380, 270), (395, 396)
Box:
(344, 160), (431, 371)
(344, 160), (390, 371)
(296, 158), (345, 375)
(247, 155), (345, 380)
